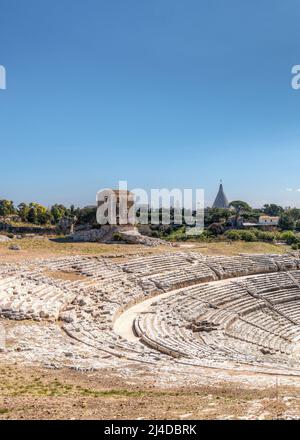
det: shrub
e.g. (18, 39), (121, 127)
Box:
(165, 226), (186, 241)
(224, 230), (241, 241)
(113, 232), (123, 241)
(192, 231), (212, 242)
(255, 231), (275, 242)
(291, 243), (300, 250)
(194, 231), (210, 241)
(239, 231), (256, 242)
(281, 231), (298, 245)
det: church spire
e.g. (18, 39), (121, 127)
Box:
(212, 180), (229, 209)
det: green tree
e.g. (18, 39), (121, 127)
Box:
(27, 203), (51, 225)
(77, 206), (97, 225)
(27, 205), (37, 224)
(288, 208), (300, 222)
(0, 200), (16, 216)
(262, 204), (284, 216)
(17, 202), (30, 222)
(229, 200), (252, 226)
(278, 213), (295, 231)
(50, 204), (68, 224)
(204, 208), (231, 226)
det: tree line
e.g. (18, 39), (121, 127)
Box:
(205, 201), (300, 231)
(0, 200), (97, 226)
(1, 198), (300, 231)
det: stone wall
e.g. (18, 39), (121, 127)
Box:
(71, 228), (108, 242)
(0, 222), (55, 235)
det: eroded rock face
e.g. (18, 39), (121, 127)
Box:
(0, 235), (11, 242)
(71, 225), (172, 247)
(118, 230), (173, 247)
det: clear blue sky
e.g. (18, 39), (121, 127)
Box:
(1, 0), (300, 208)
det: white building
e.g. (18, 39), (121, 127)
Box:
(258, 216), (279, 226)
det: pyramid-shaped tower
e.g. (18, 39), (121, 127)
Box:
(212, 181), (229, 209)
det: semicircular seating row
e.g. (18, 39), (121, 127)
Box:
(0, 252), (300, 369)
(134, 271), (300, 371)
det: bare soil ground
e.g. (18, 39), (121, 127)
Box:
(0, 363), (298, 420)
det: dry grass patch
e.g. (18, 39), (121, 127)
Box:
(0, 365), (298, 420)
(188, 241), (290, 256)
(0, 237), (167, 263)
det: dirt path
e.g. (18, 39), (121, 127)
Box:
(114, 290), (180, 341)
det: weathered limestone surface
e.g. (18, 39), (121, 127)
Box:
(0, 235), (11, 242)
(1, 252), (300, 377)
(71, 225), (172, 247)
